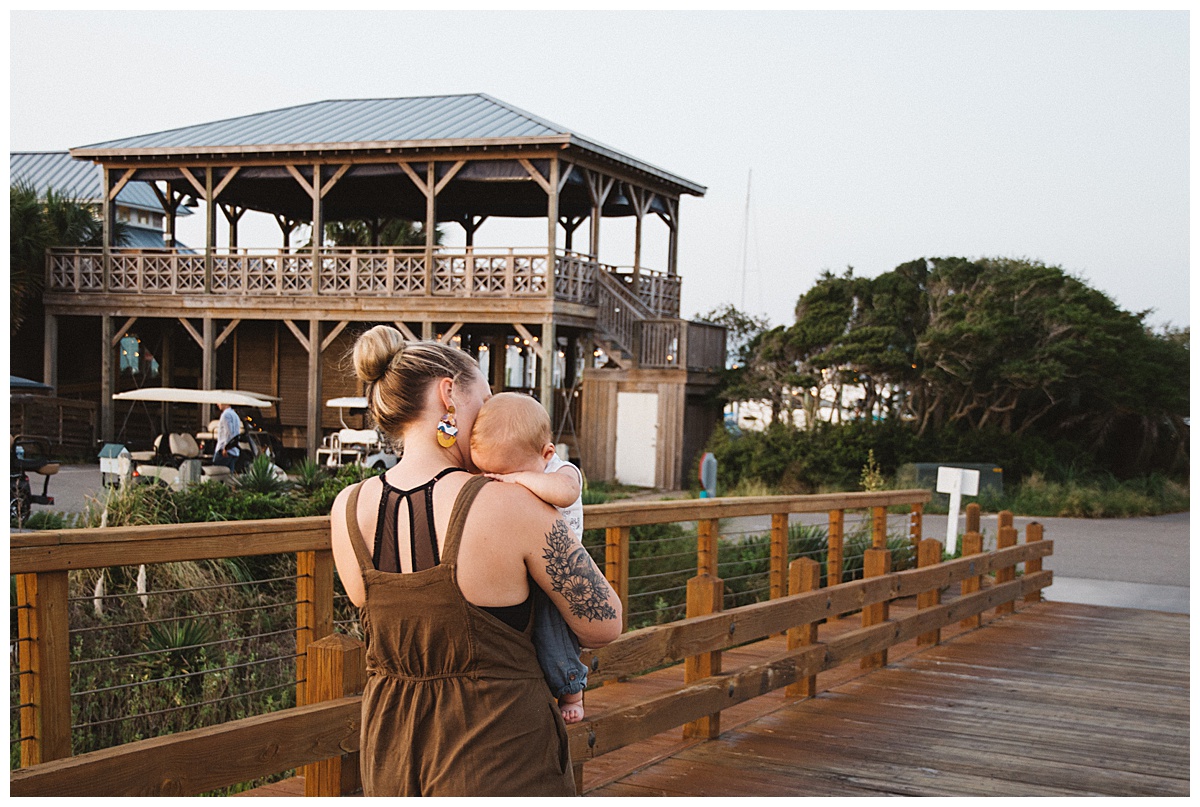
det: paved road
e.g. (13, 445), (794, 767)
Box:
(31, 465), (1192, 614)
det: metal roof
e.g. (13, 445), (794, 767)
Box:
(71, 94), (705, 196)
(10, 151), (193, 215)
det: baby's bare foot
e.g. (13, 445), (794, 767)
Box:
(559, 692), (584, 724)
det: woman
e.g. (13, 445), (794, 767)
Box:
(330, 325), (622, 797)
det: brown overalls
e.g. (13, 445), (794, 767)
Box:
(343, 473), (575, 796)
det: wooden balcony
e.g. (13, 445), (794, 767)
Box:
(44, 246), (681, 318)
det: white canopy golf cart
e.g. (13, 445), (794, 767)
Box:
(316, 396), (399, 471)
(111, 387), (286, 490)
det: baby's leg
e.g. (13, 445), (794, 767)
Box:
(558, 690), (584, 724)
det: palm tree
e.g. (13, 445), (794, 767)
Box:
(10, 182), (127, 336)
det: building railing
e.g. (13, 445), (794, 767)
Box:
(9, 492), (1055, 796)
(44, 246), (682, 319)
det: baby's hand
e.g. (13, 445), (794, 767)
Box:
(483, 472), (519, 483)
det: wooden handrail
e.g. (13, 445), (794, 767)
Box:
(10, 538), (1053, 796)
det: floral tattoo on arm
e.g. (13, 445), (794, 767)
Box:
(542, 519), (617, 622)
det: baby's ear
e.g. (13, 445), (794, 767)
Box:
(541, 443), (557, 461)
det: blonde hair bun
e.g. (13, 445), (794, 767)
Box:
(354, 325), (406, 384)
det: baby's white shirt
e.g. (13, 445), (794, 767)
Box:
(545, 455), (584, 536)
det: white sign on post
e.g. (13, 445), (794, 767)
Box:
(937, 466), (980, 554)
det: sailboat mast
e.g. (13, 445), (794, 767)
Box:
(740, 168), (752, 309)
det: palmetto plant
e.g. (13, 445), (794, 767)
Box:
(234, 454), (292, 496)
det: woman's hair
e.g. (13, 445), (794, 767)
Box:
(352, 325), (479, 438)
(471, 392), (551, 460)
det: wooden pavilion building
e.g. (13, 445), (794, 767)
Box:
(45, 94), (725, 488)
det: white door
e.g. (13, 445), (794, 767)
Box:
(615, 391), (658, 488)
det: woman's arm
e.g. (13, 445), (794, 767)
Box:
(517, 500), (622, 648)
(330, 484), (366, 607)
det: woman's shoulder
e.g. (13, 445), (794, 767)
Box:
(470, 476), (558, 526)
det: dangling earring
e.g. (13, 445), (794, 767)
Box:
(437, 405), (458, 448)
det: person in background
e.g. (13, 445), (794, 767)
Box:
(214, 402), (241, 471)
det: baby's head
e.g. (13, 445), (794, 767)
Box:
(470, 392), (556, 474)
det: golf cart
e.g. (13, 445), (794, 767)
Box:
(111, 387), (287, 489)
(11, 435), (58, 527)
(316, 396), (399, 471)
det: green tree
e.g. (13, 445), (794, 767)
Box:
(323, 218), (441, 247)
(10, 182), (121, 337)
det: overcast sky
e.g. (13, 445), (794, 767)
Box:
(9, 9), (1191, 330)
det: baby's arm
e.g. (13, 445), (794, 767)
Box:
(485, 465), (581, 509)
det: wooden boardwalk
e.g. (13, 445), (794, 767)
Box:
(243, 600), (1188, 797)
(591, 602), (1190, 797)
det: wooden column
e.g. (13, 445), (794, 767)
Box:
(540, 318), (556, 419)
(604, 526), (630, 631)
(1024, 522), (1044, 603)
(200, 317), (216, 427)
(100, 315), (114, 442)
(769, 513), (789, 599)
(785, 558), (821, 698)
(101, 167), (112, 292)
(307, 318), (323, 460)
(667, 197), (679, 276)
(995, 525), (1018, 616)
(303, 634), (366, 797)
(16, 571), (71, 766)
(43, 313), (58, 391)
(547, 157), (560, 297)
(682, 573), (723, 739)
(296, 550), (335, 706)
(424, 161), (435, 296)
(205, 167), (215, 294)
(860, 547), (891, 670)
(959, 531), (984, 629)
(917, 538), (943, 646)
(312, 164), (323, 293)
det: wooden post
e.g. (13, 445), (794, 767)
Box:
(307, 318), (322, 460)
(201, 316), (215, 427)
(303, 634), (366, 797)
(296, 550), (335, 706)
(826, 510), (844, 618)
(101, 166), (112, 293)
(860, 548), (891, 670)
(871, 506), (887, 549)
(917, 538), (943, 646)
(205, 167), (215, 294)
(16, 572), (72, 766)
(682, 574), (723, 739)
(604, 526), (630, 631)
(965, 502), (980, 535)
(785, 558), (821, 698)
(697, 518), (718, 577)
(998, 509), (1014, 531)
(312, 164), (323, 293)
(959, 531), (984, 629)
(1024, 522), (1044, 603)
(100, 315), (114, 442)
(540, 318), (556, 422)
(769, 513), (788, 600)
(995, 525), (1018, 616)
(43, 313), (58, 391)
(909, 502), (923, 550)
(425, 161), (436, 296)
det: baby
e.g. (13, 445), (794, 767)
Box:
(470, 392), (589, 724)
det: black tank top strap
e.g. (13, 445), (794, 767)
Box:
(342, 481), (375, 573)
(441, 474), (492, 565)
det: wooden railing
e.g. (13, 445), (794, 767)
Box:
(9, 396), (98, 456)
(11, 490), (1053, 797)
(45, 246), (679, 317)
(637, 319), (728, 371)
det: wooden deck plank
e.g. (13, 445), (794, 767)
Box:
(590, 602), (1189, 797)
